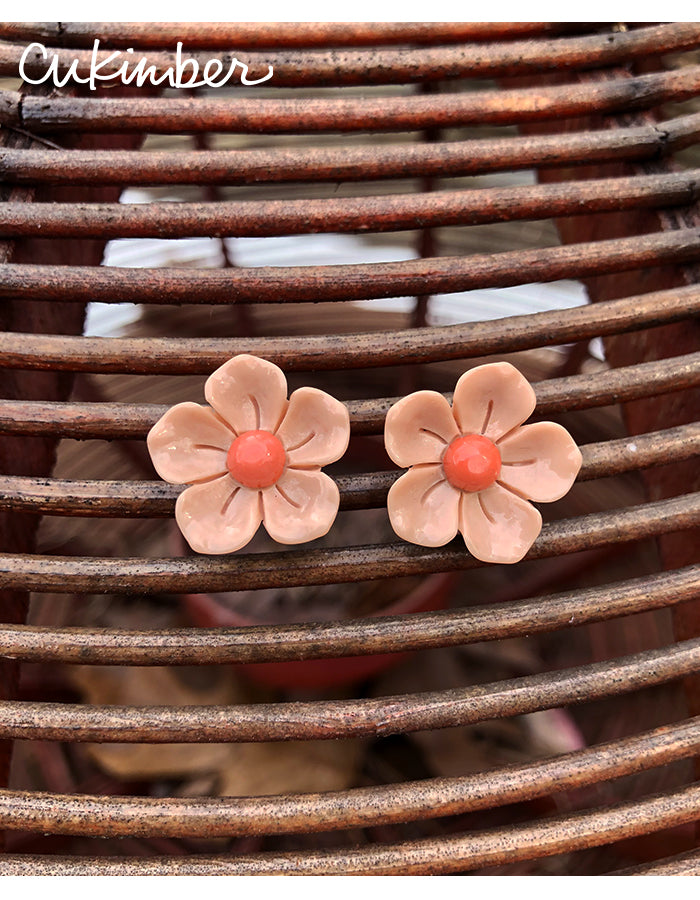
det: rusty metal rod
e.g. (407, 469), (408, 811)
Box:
(4, 24), (698, 87)
(3, 169), (699, 240)
(4, 66), (700, 134)
(579, 423), (700, 480)
(0, 717), (697, 837)
(2, 284), (700, 375)
(0, 423), (696, 519)
(0, 470), (391, 516)
(0, 638), (699, 743)
(0, 492), (697, 595)
(2, 782), (699, 874)
(616, 849), (700, 876)
(3, 229), (700, 305)
(2, 783), (698, 875)
(0, 353), (697, 440)
(0, 21), (696, 874)
(0, 565), (696, 666)
(2, 113), (698, 186)
(0, 22), (577, 50)
(2, 285), (699, 375)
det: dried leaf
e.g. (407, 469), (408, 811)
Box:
(68, 665), (240, 780)
(67, 665), (365, 794)
(218, 739), (365, 797)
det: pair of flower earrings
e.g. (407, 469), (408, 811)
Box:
(147, 354), (582, 565)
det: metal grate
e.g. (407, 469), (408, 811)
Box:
(0, 21), (699, 875)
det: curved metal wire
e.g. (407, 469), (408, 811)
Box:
(2, 170), (699, 240)
(0, 718), (697, 837)
(0, 21), (698, 875)
(3, 231), (700, 305)
(3, 66), (700, 134)
(3, 24), (699, 87)
(1, 493), (698, 594)
(0, 784), (699, 874)
(1, 639), (699, 743)
(0, 565), (696, 665)
(0, 424), (697, 519)
(1, 112), (698, 186)
(1, 286), (698, 374)
(1, 353), (698, 439)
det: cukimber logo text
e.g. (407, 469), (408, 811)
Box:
(18, 40), (274, 90)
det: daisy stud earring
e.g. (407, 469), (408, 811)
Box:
(147, 355), (350, 554)
(384, 362), (582, 564)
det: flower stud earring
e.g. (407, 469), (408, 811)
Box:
(147, 355), (350, 554)
(384, 362), (582, 564)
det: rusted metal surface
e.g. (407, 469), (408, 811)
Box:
(1, 639), (700, 744)
(0, 423), (697, 519)
(3, 24), (699, 87)
(0, 132), (34, 849)
(4, 783), (699, 875)
(2, 67), (699, 135)
(516, 65), (700, 728)
(0, 718), (697, 837)
(0, 566), (696, 666)
(1, 493), (698, 596)
(618, 849), (700, 875)
(4, 230), (700, 305)
(2, 285), (699, 374)
(0, 21), (580, 49)
(1, 353), (698, 440)
(3, 112), (699, 186)
(3, 169), (700, 240)
(0, 469), (396, 517)
(0, 22), (698, 873)
(0, 84), (148, 850)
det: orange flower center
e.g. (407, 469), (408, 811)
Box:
(442, 433), (501, 493)
(226, 429), (286, 489)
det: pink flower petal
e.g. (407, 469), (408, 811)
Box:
(276, 387), (350, 467)
(147, 402), (231, 485)
(262, 469), (339, 544)
(498, 422), (583, 502)
(452, 362), (536, 442)
(204, 354), (288, 435)
(387, 465), (460, 547)
(175, 475), (261, 555)
(384, 391), (459, 468)
(460, 482), (542, 564)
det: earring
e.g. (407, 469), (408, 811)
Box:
(384, 362), (582, 564)
(147, 355), (350, 554)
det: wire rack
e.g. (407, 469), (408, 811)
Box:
(0, 21), (699, 875)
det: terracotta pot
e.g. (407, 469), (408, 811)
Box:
(181, 569), (456, 690)
(174, 433), (456, 690)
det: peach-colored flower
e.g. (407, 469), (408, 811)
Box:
(384, 362), (582, 564)
(147, 355), (350, 554)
